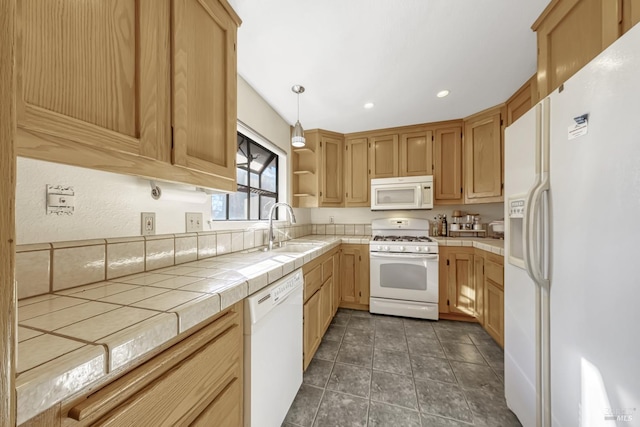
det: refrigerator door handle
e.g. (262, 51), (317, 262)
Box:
(527, 180), (550, 290)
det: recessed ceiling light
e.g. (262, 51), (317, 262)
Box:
(364, 102), (375, 109)
(436, 90), (450, 98)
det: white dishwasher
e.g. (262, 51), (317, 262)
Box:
(244, 268), (303, 427)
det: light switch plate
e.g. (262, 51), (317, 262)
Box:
(46, 184), (75, 215)
(141, 212), (156, 236)
(185, 212), (203, 232)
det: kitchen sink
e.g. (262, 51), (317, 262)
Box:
(241, 241), (323, 254)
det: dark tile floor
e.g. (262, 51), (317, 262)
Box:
(283, 309), (521, 427)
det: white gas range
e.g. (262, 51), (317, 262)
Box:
(369, 218), (439, 320)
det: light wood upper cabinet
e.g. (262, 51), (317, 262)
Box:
(369, 134), (399, 178)
(433, 125), (463, 204)
(344, 137), (370, 206)
(532, 0), (638, 99)
(400, 130), (434, 177)
(622, 0), (640, 32)
(16, 0), (240, 192)
(506, 75), (538, 126)
(463, 106), (503, 204)
(320, 135), (344, 205)
(17, 0), (170, 160)
(292, 129), (343, 207)
(172, 0), (238, 182)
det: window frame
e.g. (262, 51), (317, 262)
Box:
(211, 130), (281, 221)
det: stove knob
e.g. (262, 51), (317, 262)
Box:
(383, 246), (389, 252)
(377, 245), (383, 251)
(424, 247), (431, 253)
(415, 246), (422, 252)
(398, 246), (405, 252)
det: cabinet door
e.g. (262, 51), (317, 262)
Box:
(339, 245), (369, 307)
(332, 254), (341, 315)
(438, 248), (450, 314)
(357, 248), (370, 306)
(339, 246), (361, 304)
(506, 75), (537, 126)
(464, 109), (503, 203)
(369, 134), (399, 178)
(17, 1), (170, 160)
(344, 137), (370, 206)
(622, 0), (640, 33)
(484, 281), (504, 348)
(172, 0), (238, 182)
(474, 255), (485, 326)
(399, 130), (433, 177)
(533, 0), (619, 98)
(320, 135), (343, 205)
(303, 290), (321, 370)
(434, 126), (463, 204)
(320, 279), (333, 334)
(448, 252), (475, 316)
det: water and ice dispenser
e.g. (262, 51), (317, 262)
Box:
(507, 196), (526, 269)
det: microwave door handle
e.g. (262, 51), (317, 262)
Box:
(416, 185), (422, 206)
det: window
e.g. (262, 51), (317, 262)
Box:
(212, 132), (279, 220)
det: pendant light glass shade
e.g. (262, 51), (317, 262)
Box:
(291, 85), (306, 147)
(292, 120), (306, 147)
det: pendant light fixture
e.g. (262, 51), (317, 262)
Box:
(291, 85), (306, 148)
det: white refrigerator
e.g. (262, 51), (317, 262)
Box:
(504, 23), (640, 427)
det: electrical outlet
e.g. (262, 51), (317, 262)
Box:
(329, 216), (335, 224)
(186, 212), (203, 232)
(141, 212), (156, 236)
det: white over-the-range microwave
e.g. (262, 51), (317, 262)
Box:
(370, 175), (434, 210)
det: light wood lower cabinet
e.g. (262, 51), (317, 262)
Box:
(444, 248), (476, 317)
(303, 289), (322, 370)
(439, 247), (504, 347)
(474, 254), (485, 327)
(339, 244), (370, 310)
(303, 248), (340, 370)
(29, 302), (244, 427)
(483, 252), (504, 347)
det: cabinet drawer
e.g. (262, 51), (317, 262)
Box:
(485, 259), (504, 288)
(322, 257), (334, 281)
(304, 264), (323, 302)
(191, 376), (241, 427)
(94, 325), (240, 426)
(66, 304), (243, 426)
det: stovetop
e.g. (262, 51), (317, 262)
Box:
(372, 235), (434, 243)
(369, 218), (438, 253)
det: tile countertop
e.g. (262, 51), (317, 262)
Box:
(16, 235), (369, 424)
(431, 236), (505, 256)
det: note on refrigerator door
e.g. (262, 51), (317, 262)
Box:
(568, 114), (588, 140)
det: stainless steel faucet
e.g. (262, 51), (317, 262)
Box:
(267, 202), (297, 250)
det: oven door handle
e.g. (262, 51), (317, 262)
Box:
(370, 252), (438, 260)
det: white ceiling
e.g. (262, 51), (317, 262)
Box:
(228, 0), (550, 134)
